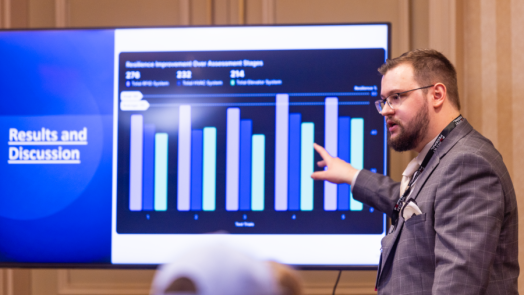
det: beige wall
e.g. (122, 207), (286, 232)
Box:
(0, 0), (522, 294)
(460, 0), (524, 292)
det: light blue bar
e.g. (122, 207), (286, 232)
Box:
(300, 123), (314, 211)
(350, 118), (364, 211)
(226, 108), (240, 211)
(154, 133), (168, 211)
(203, 127), (217, 211)
(129, 115), (143, 211)
(251, 135), (265, 211)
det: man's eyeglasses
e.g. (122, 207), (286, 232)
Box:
(374, 85), (435, 113)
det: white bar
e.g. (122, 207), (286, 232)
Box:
(111, 234), (383, 265)
(8, 141), (87, 145)
(115, 25), (388, 53)
(129, 114), (143, 211)
(226, 108), (240, 211)
(324, 97), (338, 211)
(8, 160), (80, 164)
(178, 105), (191, 211)
(275, 94), (289, 211)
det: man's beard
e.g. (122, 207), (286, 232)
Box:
(388, 105), (429, 152)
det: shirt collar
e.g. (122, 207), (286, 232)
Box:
(402, 135), (439, 177)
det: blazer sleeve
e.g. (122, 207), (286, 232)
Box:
(352, 169), (401, 218)
(432, 152), (504, 294)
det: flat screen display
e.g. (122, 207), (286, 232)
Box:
(0, 24), (389, 267)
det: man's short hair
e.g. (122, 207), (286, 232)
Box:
(378, 49), (460, 110)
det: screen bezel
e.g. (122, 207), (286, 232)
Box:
(0, 22), (390, 270)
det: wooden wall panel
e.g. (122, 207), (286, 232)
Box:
(463, 0), (482, 131)
(410, 0), (429, 50)
(511, 1), (524, 292)
(57, 270), (152, 294)
(28, 0), (54, 28)
(480, 0), (499, 146)
(496, 0), (513, 174)
(429, 0), (456, 64)
(460, 0), (523, 291)
(0, 269), (30, 295)
(189, 0), (209, 25)
(245, 0), (263, 24)
(67, 0), (182, 27)
(10, 0), (28, 27)
(0, 270), (6, 295)
(211, 0), (229, 25)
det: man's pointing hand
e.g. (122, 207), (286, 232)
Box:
(311, 143), (359, 185)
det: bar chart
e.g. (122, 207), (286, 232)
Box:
(324, 97), (364, 211)
(129, 114), (169, 211)
(226, 108), (266, 211)
(122, 94), (379, 233)
(274, 95), (363, 212)
(275, 94), (315, 211)
(129, 95), (365, 214)
(128, 108), (218, 212)
(177, 105), (217, 211)
(117, 47), (386, 235)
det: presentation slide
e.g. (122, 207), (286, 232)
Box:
(111, 26), (387, 266)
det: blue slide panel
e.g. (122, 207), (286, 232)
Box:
(288, 113), (301, 211)
(337, 117), (350, 211)
(142, 124), (156, 211)
(191, 130), (204, 211)
(0, 29), (114, 263)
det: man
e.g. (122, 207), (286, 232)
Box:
(312, 49), (518, 294)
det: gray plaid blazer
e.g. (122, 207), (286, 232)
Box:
(353, 119), (519, 294)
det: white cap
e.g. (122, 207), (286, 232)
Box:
(150, 244), (279, 295)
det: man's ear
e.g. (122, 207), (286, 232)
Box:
(432, 83), (447, 109)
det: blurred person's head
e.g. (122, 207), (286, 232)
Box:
(150, 244), (303, 295)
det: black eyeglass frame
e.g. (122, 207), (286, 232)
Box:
(374, 84), (435, 113)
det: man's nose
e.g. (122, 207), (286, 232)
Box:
(380, 102), (394, 116)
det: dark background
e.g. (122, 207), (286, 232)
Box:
(116, 49), (386, 234)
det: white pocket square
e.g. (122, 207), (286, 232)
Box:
(402, 200), (423, 221)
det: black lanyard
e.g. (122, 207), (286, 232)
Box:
(388, 115), (464, 234)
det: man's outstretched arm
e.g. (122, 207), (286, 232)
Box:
(311, 143), (401, 216)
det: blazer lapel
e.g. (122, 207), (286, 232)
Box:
(410, 119), (473, 201)
(410, 157), (440, 201)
